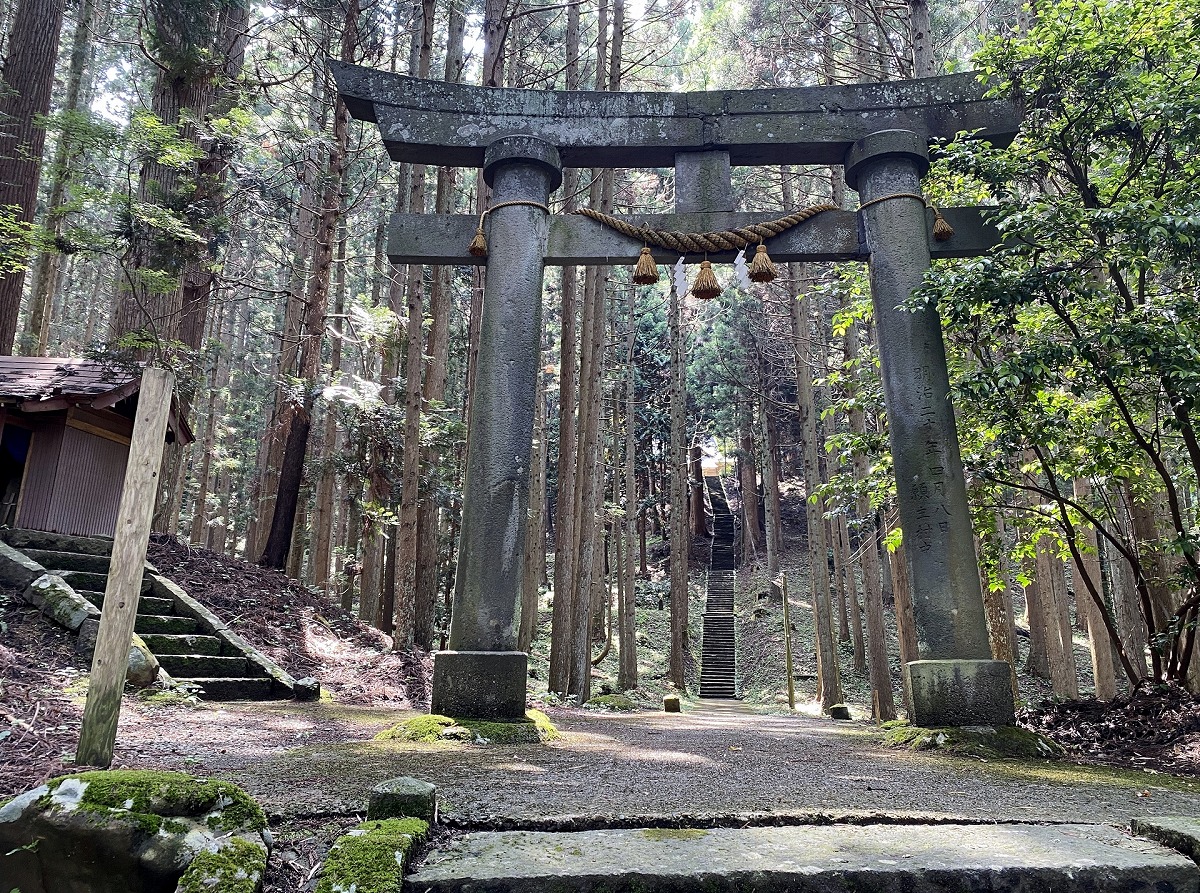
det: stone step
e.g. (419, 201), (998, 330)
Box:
(22, 549), (112, 573)
(403, 823), (1200, 893)
(135, 614), (198, 635)
(190, 677), (280, 701)
(139, 633), (224, 656)
(1, 528), (113, 556)
(79, 592), (175, 615)
(59, 570), (150, 594)
(158, 654), (250, 678)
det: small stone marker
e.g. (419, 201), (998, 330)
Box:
(826, 703), (852, 720)
(368, 777), (438, 824)
(663, 695), (681, 713)
(293, 676), (320, 701)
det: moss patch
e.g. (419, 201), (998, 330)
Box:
(375, 710), (560, 745)
(316, 817), (429, 893)
(971, 754), (1200, 793)
(640, 828), (709, 841)
(587, 694), (636, 711)
(176, 837), (267, 893)
(881, 722), (1062, 759)
(49, 770), (266, 833)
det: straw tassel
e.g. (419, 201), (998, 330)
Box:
(748, 244), (777, 283)
(468, 225), (489, 257)
(633, 247), (660, 284)
(931, 208), (954, 242)
(691, 260), (722, 300)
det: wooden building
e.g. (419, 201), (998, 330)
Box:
(0, 358), (192, 538)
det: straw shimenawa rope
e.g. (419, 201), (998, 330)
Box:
(573, 204), (839, 254)
(857, 192), (955, 241)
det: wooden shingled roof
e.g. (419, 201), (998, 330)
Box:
(0, 357), (194, 443)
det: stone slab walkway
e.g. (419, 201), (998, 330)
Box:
(407, 823), (1200, 893)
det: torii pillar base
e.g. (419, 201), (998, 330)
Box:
(431, 651), (528, 720)
(905, 660), (1016, 727)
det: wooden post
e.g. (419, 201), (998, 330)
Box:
(76, 368), (174, 767)
(780, 575), (795, 710)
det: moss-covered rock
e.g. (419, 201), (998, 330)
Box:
(177, 836), (268, 893)
(375, 710), (560, 745)
(882, 721), (1062, 759)
(316, 817), (429, 893)
(0, 770), (270, 893)
(61, 769), (267, 832)
(587, 693), (636, 711)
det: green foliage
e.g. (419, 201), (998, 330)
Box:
(0, 204), (51, 275)
(921, 0), (1200, 681)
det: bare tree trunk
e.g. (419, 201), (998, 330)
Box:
(0, 0), (66, 353)
(548, 262), (580, 694)
(738, 426), (765, 563)
(245, 56), (328, 558)
(1023, 570), (1050, 680)
(547, 0), (582, 693)
(759, 404), (782, 582)
(569, 262), (605, 700)
(1034, 534), (1077, 696)
(413, 0), (466, 650)
(24, 0), (94, 354)
(909, 0), (934, 77)
(260, 0), (359, 569)
(890, 539), (918, 665)
(618, 286), (638, 690)
(310, 222), (348, 591)
(979, 521), (1019, 701)
(1073, 479), (1116, 699)
(842, 515), (866, 671)
(844, 321), (893, 719)
(689, 444), (708, 538)
(668, 274), (688, 692)
(829, 519), (850, 642)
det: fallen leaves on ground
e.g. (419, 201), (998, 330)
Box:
(1018, 681), (1200, 777)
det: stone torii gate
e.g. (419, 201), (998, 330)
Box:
(333, 63), (1022, 728)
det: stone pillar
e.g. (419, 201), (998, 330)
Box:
(432, 136), (562, 720)
(845, 130), (1014, 727)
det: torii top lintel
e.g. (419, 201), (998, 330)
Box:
(331, 61), (1018, 169)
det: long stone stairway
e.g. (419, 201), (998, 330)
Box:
(698, 475), (738, 699)
(1, 528), (308, 701)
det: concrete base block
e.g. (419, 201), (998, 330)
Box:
(430, 650), (527, 720)
(905, 659), (1015, 727)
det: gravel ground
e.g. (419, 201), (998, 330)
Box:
(115, 698), (1200, 829)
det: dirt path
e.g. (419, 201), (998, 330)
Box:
(116, 699), (1200, 827)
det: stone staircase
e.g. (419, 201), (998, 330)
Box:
(1, 529), (309, 701)
(699, 476), (738, 699)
